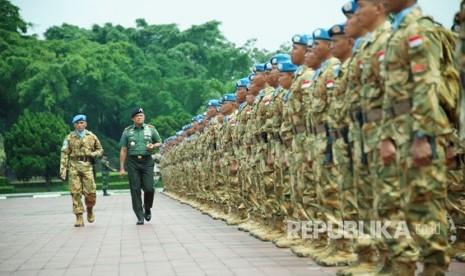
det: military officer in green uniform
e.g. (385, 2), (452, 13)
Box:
(100, 153), (116, 196)
(119, 107), (163, 225)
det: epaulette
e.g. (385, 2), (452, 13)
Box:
(124, 126), (132, 131)
(146, 124), (155, 128)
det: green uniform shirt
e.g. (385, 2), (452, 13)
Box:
(119, 124), (162, 156)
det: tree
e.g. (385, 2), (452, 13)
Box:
(0, 0), (28, 33)
(4, 111), (68, 191)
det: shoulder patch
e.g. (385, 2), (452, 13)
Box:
(334, 65), (341, 78)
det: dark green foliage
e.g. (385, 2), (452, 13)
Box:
(0, 0), (275, 181)
(4, 111), (68, 190)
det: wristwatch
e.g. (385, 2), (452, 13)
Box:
(414, 131), (427, 139)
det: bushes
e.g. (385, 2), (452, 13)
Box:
(0, 186), (14, 193)
(0, 176), (7, 186)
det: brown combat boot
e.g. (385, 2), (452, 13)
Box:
(418, 263), (447, 276)
(336, 248), (378, 276)
(390, 261), (416, 276)
(317, 239), (357, 267)
(74, 213), (84, 227)
(449, 228), (465, 258)
(87, 207), (95, 223)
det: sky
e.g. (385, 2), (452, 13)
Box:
(10, 0), (461, 51)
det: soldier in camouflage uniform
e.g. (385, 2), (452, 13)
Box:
(380, 0), (451, 274)
(274, 34), (311, 249)
(451, 0), (465, 263)
(60, 114), (103, 227)
(250, 63), (280, 241)
(320, 23), (357, 267)
(305, 28), (341, 262)
(265, 55), (291, 238)
(219, 94), (238, 220)
(291, 36), (322, 258)
(231, 78), (250, 224)
(100, 153), (116, 196)
(352, 0), (394, 273)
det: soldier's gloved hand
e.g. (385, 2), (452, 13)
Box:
(380, 139), (397, 165)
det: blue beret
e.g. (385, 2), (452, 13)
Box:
(206, 99), (220, 108)
(181, 125), (188, 131)
(252, 63), (266, 73)
(342, 1), (357, 16)
(223, 93), (236, 102)
(197, 115), (204, 123)
(270, 54), (291, 65)
(131, 107), (144, 118)
(329, 24), (345, 37)
(72, 114), (86, 124)
(307, 38), (314, 48)
(248, 73), (255, 81)
(265, 62), (273, 71)
(277, 62), (298, 73)
(235, 78), (250, 88)
(313, 28), (331, 41)
(291, 34), (312, 45)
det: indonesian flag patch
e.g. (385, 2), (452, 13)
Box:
(264, 98), (271, 106)
(412, 64), (427, 74)
(246, 110), (251, 115)
(358, 60), (363, 69)
(408, 35), (423, 48)
(326, 80), (334, 88)
(301, 80), (311, 89)
(378, 50), (386, 62)
(230, 120), (236, 126)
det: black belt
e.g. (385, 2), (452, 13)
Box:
(386, 99), (411, 118)
(129, 155), (151, 160)
(348, 110), (362, 123)
(71, 156), (92, 162)
(329, 127), (349, 141)
(363, 107), (383, 123)
(309, 123), (325, 135)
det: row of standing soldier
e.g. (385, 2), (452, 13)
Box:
(161, 0), (465, 275)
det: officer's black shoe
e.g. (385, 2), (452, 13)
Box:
(136, 217), (144, 225)
(144, 209), (151, 221)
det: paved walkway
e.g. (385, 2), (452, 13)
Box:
(0, 192), (464, 276)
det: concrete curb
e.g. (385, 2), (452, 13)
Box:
(0, 188), (163, 200)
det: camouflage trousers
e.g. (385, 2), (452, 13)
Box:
(68, 160), (96, 214)
(289, 133), (306, 222)
(245, 148), (260, 217)
(258, 142), (275, 220)
(301, 134), (318, 223)
(446, 158), (465, 230)
(276, 141), (293, 224)
(312, 132), (341, 238)
(332, 137), (357, 231)
(102, 173), (110, 190)
(392, 137), (449, 267)
(352, 139), (376, 255)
